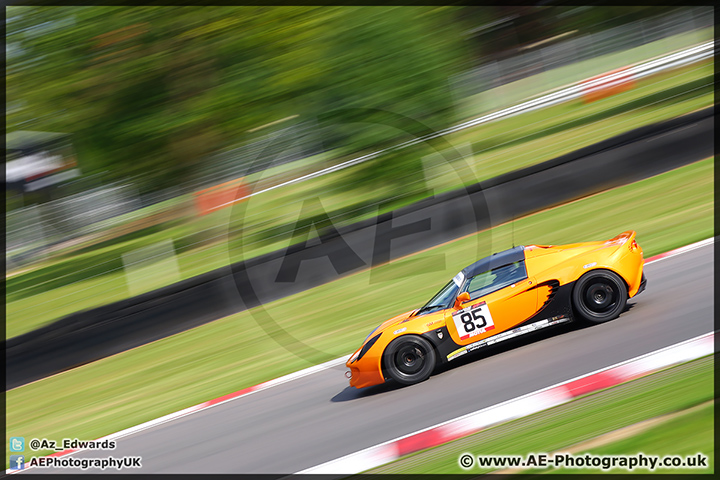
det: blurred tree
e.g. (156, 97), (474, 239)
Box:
(307, 7), (468, 193)
(458, 5), (681, 62)
(555, 6), (680, 34)
(7, 6), (469, 194)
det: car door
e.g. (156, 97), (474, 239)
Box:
(446, 262), (538, 346)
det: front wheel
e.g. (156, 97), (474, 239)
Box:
(572, 270), (628, 324)
(383, 335), (436, 386)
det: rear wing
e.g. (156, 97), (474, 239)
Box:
(606, 230), (642, 256)
(606, 230), (636, 246)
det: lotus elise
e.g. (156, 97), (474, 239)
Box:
(346, 231), (646, 388)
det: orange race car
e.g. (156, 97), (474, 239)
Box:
(346, 231), (646, 388)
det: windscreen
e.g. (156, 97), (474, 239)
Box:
(416, 280), (459, 315)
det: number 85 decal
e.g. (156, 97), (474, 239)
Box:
(452, 302), (495, 341)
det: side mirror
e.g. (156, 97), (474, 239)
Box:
(454, 292), (471, 309)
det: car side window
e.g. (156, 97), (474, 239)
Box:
(465, 261), (527, 300)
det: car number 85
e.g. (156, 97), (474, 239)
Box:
(452, 302), (495, 340)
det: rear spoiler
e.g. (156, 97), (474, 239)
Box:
(606, 230), (636, 246)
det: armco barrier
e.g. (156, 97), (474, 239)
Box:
(5, 106), (713, 389)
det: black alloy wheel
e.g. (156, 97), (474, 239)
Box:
(383, 335), (436, 386)
(572, 270), (628, 323)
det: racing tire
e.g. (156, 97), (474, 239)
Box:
(383, 335), (436, 386)
(572, 270), (628, 324)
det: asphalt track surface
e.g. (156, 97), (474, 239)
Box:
(27, 242), (713, 474)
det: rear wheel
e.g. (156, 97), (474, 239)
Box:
(383, 336), (436, 386)
(572, 270), (628, 323)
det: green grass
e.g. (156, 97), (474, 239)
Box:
(366, 355), (714, 474)
(544, 403), (714, 474)
(5, 56), (713, 338)
(5, 210), (232, 338)
(5, 156), (713, 466)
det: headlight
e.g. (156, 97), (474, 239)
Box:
(348, 350), (360, 364)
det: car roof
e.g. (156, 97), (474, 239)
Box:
(461, 245), (525, 278)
